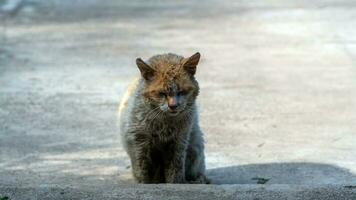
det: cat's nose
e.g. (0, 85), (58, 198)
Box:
(168, 97), (179, 110)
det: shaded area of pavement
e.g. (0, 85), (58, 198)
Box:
(208, 163), (356, 185)
(1, 185), (356, 200)
(1, 0), (356, 199)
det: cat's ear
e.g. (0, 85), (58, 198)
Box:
(136, 58), (155, 81)
(183, 52), (200, 76)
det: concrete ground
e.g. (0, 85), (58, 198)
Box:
(0, 0), (355, 199)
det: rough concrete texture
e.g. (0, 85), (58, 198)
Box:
(0, 0), (355, 199)
(1, 185), (356, 200)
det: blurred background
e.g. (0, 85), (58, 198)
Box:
(0, 0), (355, 187)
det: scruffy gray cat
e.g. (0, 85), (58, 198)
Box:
(119, 52), (209, 184)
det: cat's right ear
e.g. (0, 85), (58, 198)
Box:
(182, 52), (200, 76)
(136, 58), (155, 81)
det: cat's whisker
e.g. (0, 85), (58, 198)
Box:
(149, 109), (163, 127)
(143, 106), (160, 121)
(131, 106), (160, 131)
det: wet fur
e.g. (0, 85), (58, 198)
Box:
(119, 53), (209, 183)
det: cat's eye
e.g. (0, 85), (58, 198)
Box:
(158, 92), (166, 97)
(178, 91), (187, 96)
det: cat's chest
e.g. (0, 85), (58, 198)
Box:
(149, 120), (184, 135)
(134, 112), (191, 141)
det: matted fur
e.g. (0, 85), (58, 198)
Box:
(119, 53), (209, 184)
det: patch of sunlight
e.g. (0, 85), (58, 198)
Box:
(41, 148), (123, 160)
(61, 165), (118, 176)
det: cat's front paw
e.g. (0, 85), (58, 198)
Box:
(166, 172), (187, 184)
(188, 174), (211, 184)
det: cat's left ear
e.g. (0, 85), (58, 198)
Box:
(183, 52), (200, 76)
(136, 58), (155, 81)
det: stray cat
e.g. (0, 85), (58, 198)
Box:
(118, 52), (209, 184)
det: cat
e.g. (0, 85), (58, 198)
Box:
(118, 52), (209, 184)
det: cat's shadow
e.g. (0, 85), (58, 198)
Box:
(206, 162), (356, 185)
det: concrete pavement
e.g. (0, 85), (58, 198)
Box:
(0, 0), (356, 199)
(1, 185), (356, 200)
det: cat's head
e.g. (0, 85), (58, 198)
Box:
(136, 52), (201, 116)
